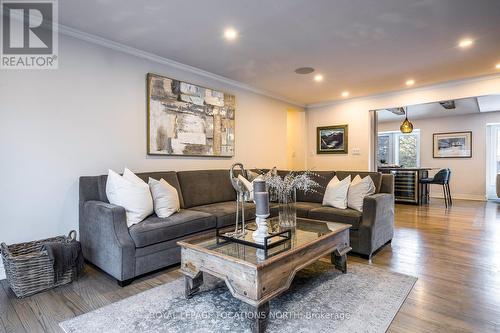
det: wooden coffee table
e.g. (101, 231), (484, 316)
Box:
(177, 217), (351, 333)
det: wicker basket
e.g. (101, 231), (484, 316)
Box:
(0, 230), (78, 298)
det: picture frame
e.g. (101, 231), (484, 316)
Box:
(433, 131), (472, 158)
(147, 73), (236, 157)
(316, 125), (348, 154)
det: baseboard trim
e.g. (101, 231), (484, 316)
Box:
(430, 194), (487, 202)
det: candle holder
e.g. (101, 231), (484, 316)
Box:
(252, 213), (270, 244)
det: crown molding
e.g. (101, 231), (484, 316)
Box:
(306, 73), (500, 109)
(58, 25), (305, 108)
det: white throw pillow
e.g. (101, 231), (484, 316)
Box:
(106, 169), (153, 227)
(148, 178), (180, 218)
(123, 167), (146, 184)
(347, 175), (376, 212)
(322, 175), (351, 209)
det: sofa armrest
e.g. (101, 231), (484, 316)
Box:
(359, 193), (395, 256)
(80, 200), (135, 280)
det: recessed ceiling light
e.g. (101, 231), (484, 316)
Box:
(458, 38), (474, 48)
(406, 79), (415, 86)
(295, 67), (315, 74)
(496, 63), (500, 69)
(224, 28), (238, 41)
(314, 74), (323, 82)
(341, 91), (350, 97)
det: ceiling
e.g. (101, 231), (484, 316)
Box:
(377, 95), (500, 122)
(59, 0), (500, 105)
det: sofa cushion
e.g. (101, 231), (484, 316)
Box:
(129, 210), (216, 247)
(308, 206), (363, 229)
(347, 175), (376, 212)
(90, 174), (111, 203)
(335, 171), (383, 194)
(79, 171), (184, 207)
(177, 170), (236, 208)
(106, 169), (154, 227)
(380, 174), (394, 194)
(190, 201), (256, 228)
(295, 201), (323, 217)
(322, 175), (350, 209)
(148, 177), (181, 218)
(296, 171), (335, 203)
(137, 172), (185, 208)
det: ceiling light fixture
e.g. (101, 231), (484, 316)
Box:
(295, 67), (315, 74)
(224, 28), (238, 41)
(406, 79), (415, 86)
(341, 91), (350, 97)
(458, 38), (474, 48)
(400, 107), (414, 134)
(439, 100), (456, 109)
(314, 74), (324, 82)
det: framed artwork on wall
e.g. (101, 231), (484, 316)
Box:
(316, 125), (348, 154)
(433, 131), (472, 158)
(147, 73), (235, 157)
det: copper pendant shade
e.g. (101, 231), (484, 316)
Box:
(400, 107), (413, 133)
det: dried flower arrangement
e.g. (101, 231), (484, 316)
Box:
(257, 168), (322, 196)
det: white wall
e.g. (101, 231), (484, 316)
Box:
(379, 112), (500, 201)
(287, 108), (307, 170)
(0, 34), (302, 249)
(306, 75), (500, 171)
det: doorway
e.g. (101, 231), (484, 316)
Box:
(486, 124), (500, 199)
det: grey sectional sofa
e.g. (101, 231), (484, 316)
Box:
(79, 169), (394, 286)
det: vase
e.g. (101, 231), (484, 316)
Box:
(279, 188), (297, 227)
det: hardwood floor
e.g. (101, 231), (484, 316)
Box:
(1, 199), (500, 332)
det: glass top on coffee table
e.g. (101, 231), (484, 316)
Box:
(179, 217), (350, 265)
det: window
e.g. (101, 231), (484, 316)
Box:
(377, 133), (394, 165)
(378, 130), (420, 167)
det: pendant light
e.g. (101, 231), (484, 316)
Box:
(400, 107), (413, 133)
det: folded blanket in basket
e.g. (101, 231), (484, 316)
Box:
(41, 240), (84, 282)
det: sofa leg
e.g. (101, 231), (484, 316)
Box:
(117, 278), (134, 287)
(359, 253), (372, 263)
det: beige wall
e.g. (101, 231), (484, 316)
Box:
(379, 112), (500, 201)
(306, 75), (500, 172)
(0, 34), (303, 246)
(286, 108), (307, 170)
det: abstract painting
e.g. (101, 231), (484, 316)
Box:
(316, 125), (348, 154)
(433, 131), (472, 158)
(147, 73), (235, 156)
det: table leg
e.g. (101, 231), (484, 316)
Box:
(251, 302), (269, 333)
(184, 273), (203, 299)
(331, 246), (351, 274)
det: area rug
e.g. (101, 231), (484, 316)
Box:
(60, 262), (416, 333)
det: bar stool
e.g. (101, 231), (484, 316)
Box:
(420, 169), (452, 208)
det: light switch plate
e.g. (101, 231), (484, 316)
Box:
(352, 148), (361, 155)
